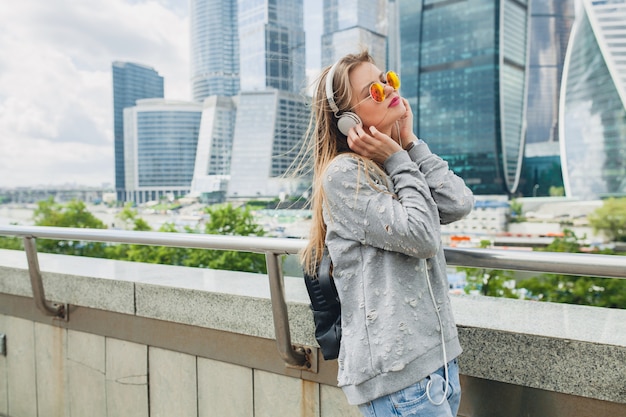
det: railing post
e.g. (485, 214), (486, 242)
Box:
(265, 251), (311, 370)
(23, 237), (67, 319)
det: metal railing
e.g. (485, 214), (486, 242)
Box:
(1, 224), (625, 371)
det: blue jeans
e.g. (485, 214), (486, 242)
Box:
(358, 359), (461, 417)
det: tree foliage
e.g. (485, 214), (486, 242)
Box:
(196, 204), (267, 273)
(588, 197), (626, 242)
(508, 199), (525, 223)
(459, 229), (626, 309)
(33, 197), (108, 257)
(518, 229), (626, 308)
(0, 199), (268, 274)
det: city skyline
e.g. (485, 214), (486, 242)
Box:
(0, 0), (323, 188)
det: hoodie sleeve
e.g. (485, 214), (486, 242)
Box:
(407, 141), (474, 225)
(322, 153), (442, 259)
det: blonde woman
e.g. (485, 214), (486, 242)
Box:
(301, 51), (474, 417)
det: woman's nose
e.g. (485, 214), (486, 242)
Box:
(384, 83), (395, 94)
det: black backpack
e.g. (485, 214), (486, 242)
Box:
(303, 249), (341, 360)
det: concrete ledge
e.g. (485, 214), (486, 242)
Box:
(0, 249), (625, 405)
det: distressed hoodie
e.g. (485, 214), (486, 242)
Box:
(322, 140), (474, 405)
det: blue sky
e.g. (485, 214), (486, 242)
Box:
(0, 0), (322, 188)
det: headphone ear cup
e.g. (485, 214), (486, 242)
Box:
(337, 112), (362, 136)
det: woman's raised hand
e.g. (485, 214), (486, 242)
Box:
(397, 97), (418, 148)
(347, 125), (402, 164)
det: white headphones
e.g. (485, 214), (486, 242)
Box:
(325, 61), (362, 136)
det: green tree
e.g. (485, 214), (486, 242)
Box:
(117, 204), (152, 231)
(182, 204), (267, 273)
(204, 204), (265, 236)
(508, 199), (525, 223)
(0, 223), (22, 250)
(549, 186), (565, 197)
(105, 204), (153, 260)
(459, 239), (520, 299)
(110, 204), (268, 274)
(518, 229), (626, 308)
(461, 267), (519, 298)
(33, 197), (107, 257)
(122, 222), (191, 266)
(588, 197), (626, 242)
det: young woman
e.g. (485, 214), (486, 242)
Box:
(301, 51), (474, 417)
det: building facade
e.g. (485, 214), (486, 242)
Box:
(112, 62), (164, 202)
(226, 0), (309, 199)
(123, 99), (202, 204)
(227, 91), (309, 199)
(516, 0), (573, 197)
(397, 0), (531, 195)
(321, 0), (388, 68)
(190, 0), (240, 102)
(238, 0), (306, 94)
(190, 96), (238, 202)
(519, 141), (565, 197)
(526, 0), (575, 145)
(560, 0), (626, 199)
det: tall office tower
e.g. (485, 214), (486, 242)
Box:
(123, 99), (202, 205)
(321, 0), (388, 68)
(560, 0), (626, 199)
(190, 0), (240, 102)
(518, 0), (573, 196)
(526, 0), (575, 144)
(190, 96), (238, 202)
(226, 0), (310, 199)
(112, 62), (164, 202)
(397, 0), (530, 195)
(238, 0), (306, 94)
(227, 91), (310, 198)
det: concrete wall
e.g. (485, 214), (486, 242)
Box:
(0, 249), (625, 417)
(0, 316), (359, 417)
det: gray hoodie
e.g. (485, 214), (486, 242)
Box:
(322, 141), (474, 405)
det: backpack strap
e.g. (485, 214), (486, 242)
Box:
(304, 248), (338, 310)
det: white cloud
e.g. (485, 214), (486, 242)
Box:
(0, 0), (189, 188)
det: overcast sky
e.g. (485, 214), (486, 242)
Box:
(0, 0), (322, 188)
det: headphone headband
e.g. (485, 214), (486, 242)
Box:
(324, 59), (362, 136)
(325, 61), (341, 115)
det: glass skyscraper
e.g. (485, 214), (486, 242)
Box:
(227, 90), (310, 198)
(226, 0), (310, 199)
(560, 0), (626, 199)
(112, 62), (164, 202)
(517, 0), (573, 197)
(321, 0), (388, 68)
(190, 96), (237, 202)
(526, 0), (574, 144)
(190, 0), (240, 102)
(123, 99), (202, 204)
(238, 0), (306, 94)
(397, 0), (530, 195)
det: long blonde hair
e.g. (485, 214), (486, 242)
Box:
(301, 51), (386, 275)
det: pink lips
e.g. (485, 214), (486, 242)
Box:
(389, 96), (400, 107)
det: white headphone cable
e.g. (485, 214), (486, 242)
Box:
(425, 264), (450, 406)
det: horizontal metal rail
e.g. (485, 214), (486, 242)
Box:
(1, 225), (625, 370)
(1, 225), (625, 278)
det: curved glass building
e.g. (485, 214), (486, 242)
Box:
(397, 0), (530, 195)
(560, 0), (626, 199)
